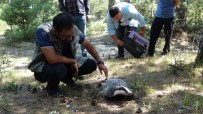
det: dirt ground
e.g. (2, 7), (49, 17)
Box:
(0, 31), (202, 114)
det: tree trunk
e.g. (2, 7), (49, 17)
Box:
(108, 0), (115, 10)
(195, 38), (203, 64)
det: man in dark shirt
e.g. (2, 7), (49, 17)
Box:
(58, 0), (90, 57)
(28, 13), (108, 97)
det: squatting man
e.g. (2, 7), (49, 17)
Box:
(28, 12), (108, 97)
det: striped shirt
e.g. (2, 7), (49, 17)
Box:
(58, 0), (90, 15)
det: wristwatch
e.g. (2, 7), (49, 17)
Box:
(97, 60), (104, 65)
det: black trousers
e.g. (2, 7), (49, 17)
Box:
(148, 17), (174, 55)
(116, 26), (137, 56)
(34, 42), (97, 89)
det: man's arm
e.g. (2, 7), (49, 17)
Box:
(111, 34), (123, 46)
(41, 47), (76, 64)
(41, 47), (78, 75)
(84, 0), (90, 22)
(174, 0), (180, 7)
(139, 26), (145, 37)
(128, 5), (146, 36)
(82, 40), (101, 62)
(84, 0), (90, 14)
(82, 39), (108, 77)
(58, 0), (65, 11)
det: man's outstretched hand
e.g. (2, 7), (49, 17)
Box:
(98, 64), (108, 80)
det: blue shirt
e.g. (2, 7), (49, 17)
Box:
(155, 0), (175, 18)
(106, 2), (145, 35)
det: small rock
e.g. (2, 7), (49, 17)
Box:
(91, 98), (98, 106)
(66, 100), (73, 105)
(39, 85), (46, 91)
(108, 55), (111, 59)
(49, 111), (59, 114)
(27, 85), (32, 92)
(31, 88), (37, 94)
(15, 85), (23, 93)
(136, 107), (143, 113)
(72, 109), (79, 113)
(157, 94), (163, 97)
(60, 97), (66, 103)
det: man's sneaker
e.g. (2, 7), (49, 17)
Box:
(115, 55), (124, 59)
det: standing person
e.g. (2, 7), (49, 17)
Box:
(148, 0), (180, 57)
(106, 2), (146, 59)
(28, 12), (108, 97)
(58, 0), (90, 57)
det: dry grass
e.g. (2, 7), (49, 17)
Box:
(0, 32), (203, 114)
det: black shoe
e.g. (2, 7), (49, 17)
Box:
(46, 87), (64, 98)
(148, 53), (154, 57)
(161, 51), (169, 56)
(161, 48), (170, 55)
(115, 55), (124, 59)
(141, 52), (154, 58)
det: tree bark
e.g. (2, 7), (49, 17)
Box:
(195, 38), (203, 64)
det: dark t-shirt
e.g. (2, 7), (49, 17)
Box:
(36, 28), (85, 48)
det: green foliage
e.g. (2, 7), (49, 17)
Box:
(181, 91), (203, 113)
(86, 20), (106, 36)
(0, 0), (202, 44)
(186, 0), (203, 29)
(0, 0), (8, 4)
(0, 0), (59, 43)
(128, 77), (150, 97)
(90, 0), (108, 20)
(33, 0), (58, 23)
(3, 28), (35, 44)
(0, 0), (39, 41)
(1, 0), (38, 29)
(134, 0), (156, 24)
(0, 53), (10, 88)
(6, 81), (16, 92)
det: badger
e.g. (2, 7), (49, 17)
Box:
(102, 77), (133, 98)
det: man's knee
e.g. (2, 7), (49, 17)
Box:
(78, 59), (97, 75)
(43, 64), (67, 80)
(53, 64), (67, 79)
(87, 59), (97, 72)
(34, 72), (47, 83)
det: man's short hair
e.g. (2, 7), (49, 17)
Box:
(109, 7), (120, 17)
(53, 12), (74, 32)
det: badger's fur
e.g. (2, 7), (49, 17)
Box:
(102, 77), (132, 98)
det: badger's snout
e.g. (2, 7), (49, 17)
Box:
(113, 86), (132, 97)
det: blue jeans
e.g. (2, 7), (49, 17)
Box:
(72, 14), (87, 57)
